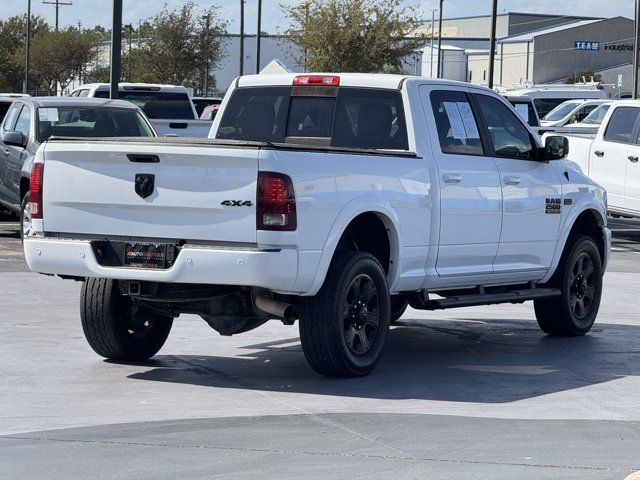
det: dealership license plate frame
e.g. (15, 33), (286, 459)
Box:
(124, 243), (168, 269)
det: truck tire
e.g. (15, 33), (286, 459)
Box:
(80, 278), (173, 361)
(298, 251), (391, 377)
(534, 235), (603, 336)
(390, 295), (408, 323)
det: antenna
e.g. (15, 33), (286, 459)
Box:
(42, 0), (73, 32)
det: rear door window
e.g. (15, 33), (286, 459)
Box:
(430, 90), (484, 156)
(216, 86), (409, 150)
(604, 107), (640, 144)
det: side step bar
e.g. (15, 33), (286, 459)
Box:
(409, 287), (561, 311)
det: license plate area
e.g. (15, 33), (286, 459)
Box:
(91, 240), (178, 269)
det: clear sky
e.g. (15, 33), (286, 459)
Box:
(2, 0), (635, 33)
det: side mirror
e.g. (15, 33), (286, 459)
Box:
(544, 135), (569, 160)
(2, 130), (25, 148)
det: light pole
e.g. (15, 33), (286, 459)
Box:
(256, 0), (262, 73)
(110, 0), (122, 99)
(24, 0), (31, 94)
(487, 0), (499, 89)
(634, 0), (640, 99)
(429, 8), (438, 77)
(202, 13), (211, 96)
(436, 0), (443, 78)
(239, 0), (244, 76)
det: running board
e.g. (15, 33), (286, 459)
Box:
(409, 287), (561, 311)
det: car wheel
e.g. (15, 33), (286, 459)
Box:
(298, 251), (391, 377)
(390, 295), (408, 323)
(20, 192), (34, 242)
(80, 278), (173, 361)
(534, 235), (603, 336)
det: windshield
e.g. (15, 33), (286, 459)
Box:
(36, 106), (155, 142)
(94, 90), (194, 119)
(543, 101), (582, 121)
(582, 104), (611, 124)
(217, 86), (408, 150)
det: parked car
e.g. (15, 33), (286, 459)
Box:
(540, 99), (608, 128)
(559, 100), (640, 219)
(0, 97), (156, 229)
(505, 85), (608, 118)
(565, 102), (614, 132)
(70, 83), (213, 137)
(23, 74), (610, 377)
(191, 96), (222, 117)
(199, 103), (220, 120)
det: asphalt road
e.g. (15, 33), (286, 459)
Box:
(1, 212), (640, 479)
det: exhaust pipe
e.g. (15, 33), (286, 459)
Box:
(254, 294), (297, 325)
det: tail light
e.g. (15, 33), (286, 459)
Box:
(257, 172), (296, 231)
(30, 163), (44, 219)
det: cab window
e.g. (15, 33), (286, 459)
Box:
(430, 90), (484, 156)
(14, 106), (31, 138)
(604, 107), (640, 144)
(475, 94), (535, 160)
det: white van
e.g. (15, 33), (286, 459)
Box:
(505, 85), (608, 119)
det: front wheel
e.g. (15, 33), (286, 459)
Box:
(81, 278), (173, 361)
(534, 235), (603, 336)
(298, 251), (391, 377)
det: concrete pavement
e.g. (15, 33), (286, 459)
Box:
(1, 214), (640, 479)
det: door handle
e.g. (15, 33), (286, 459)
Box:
(443, 173), (462, 184)
(594, 150), (605, 157)
(629, 155), (639, 163)
(504, 176), (521, 186)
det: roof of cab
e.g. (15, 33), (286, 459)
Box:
(75, 82), (190, 93)
(235, 73), (480, 91)
(18, 97), (140, 109)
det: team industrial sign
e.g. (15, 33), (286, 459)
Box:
(574, 41), (634, 52)
(574, 41), (600, 51)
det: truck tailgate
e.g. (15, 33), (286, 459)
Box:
(41, 141), (259, 243)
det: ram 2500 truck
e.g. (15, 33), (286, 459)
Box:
(24, 74), (611, 377)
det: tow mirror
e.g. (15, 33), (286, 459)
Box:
(2, 130), (25, 148)
(544, 135), (569, 160)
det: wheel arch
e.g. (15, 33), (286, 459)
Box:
(304, 198), (401, 296)
(19, 176), (30, 203)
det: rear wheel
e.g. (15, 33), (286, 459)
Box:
(534, 235), (603, 336)
(81, 278), (173, 361)
(298, 251), (391, 377)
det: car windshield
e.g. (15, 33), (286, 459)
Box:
(94, 90), (194, 119)
(582, 104), (611, 124)
(35, 106), (155, 142)
(543, 101), (582, 121)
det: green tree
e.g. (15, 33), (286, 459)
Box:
(282, 0), (426, 73)
(0, 15), (48, 92)
(130, 2), (227, 94)
(27, 26), (100, 94)
(565, 71), (602, 85)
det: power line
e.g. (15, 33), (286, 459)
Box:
(42, 0), (72, 31)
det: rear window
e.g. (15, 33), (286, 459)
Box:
(36, 106), (155, 142)
(604, 107), (640, 144)
(94, 90), (194, 120)
(216, 86), (409, 150)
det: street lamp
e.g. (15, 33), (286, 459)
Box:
(429, 8), (438, 77)
(436, 0), (443, 78)
(24, 0), (31, 94)
(634, 0), (640, 99)
(487, 0), (499, 89)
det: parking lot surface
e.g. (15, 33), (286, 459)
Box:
(2, 213), (640, 479)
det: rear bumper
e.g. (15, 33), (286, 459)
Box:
(23, 237), (299, 292)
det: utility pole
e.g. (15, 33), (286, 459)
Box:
(239, 0), (244, 76)
(634, 0), (640, 99)
(42, 0), (72, 31)
(24, 0), (31, 94)
(487, 0), (499, 89)
(124, 23), (133, 83)
(110, 0), (122, 99)
(429, 8), (438, 77)
(202, 13), (211, 96)
(436, 0), (444, 78)
(256, 0), (262, 73)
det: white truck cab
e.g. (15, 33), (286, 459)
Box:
(70, 83), (213, 137)
(25, 74), (610, 377)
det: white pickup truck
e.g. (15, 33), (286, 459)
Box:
(24, 74), (610, 377)
(562, 100), (640, 219)
(70, 83), (213, 137)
